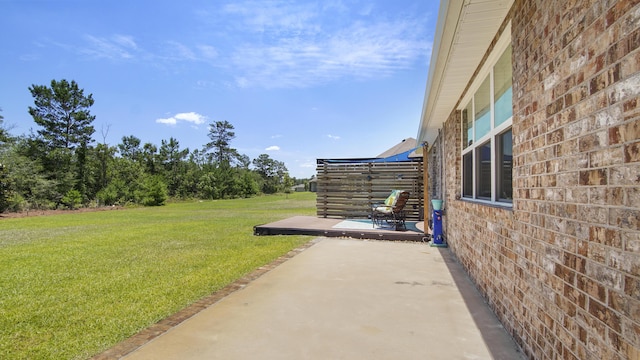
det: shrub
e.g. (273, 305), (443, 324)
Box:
(61, 189), (82, 210)
(96, 184), (119, 206)
(5, 193), (25, 212)
(138, 176), (168, 206)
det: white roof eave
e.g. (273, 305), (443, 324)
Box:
(417, 0), (513, 148)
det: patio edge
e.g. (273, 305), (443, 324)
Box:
(90, 238), (323, 360)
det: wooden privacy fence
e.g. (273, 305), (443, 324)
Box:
(316, 160), (424, 220)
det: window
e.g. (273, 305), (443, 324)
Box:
(463, 152), (473, 197)
(497, 129), (513, 201)
(460, 41), (513, 205)
(475, 77), (491, 141)
(463, 102), (473, 147)
(477, 141), (492, 199)
(494, 46), (513, 127)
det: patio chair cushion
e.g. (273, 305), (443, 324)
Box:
(384, 190), (401, 206)
(373, 205), (392, 214)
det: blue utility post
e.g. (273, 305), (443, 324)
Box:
(430, 200), (447, 247)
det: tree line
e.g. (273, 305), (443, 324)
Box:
(0, 79), (305, 212)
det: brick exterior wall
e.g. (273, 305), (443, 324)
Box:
(431, 0), (640, 359)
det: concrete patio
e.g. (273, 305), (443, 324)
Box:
(98, 237), (524, 359)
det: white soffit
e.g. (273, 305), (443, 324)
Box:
(417, 0), (513, 147)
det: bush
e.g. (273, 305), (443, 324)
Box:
(61, 189), (82, 210)
(5, 193), (26, 212)
(239, 171), (261, 198)
(138, 176), (167, 206)
(96, 184), (119, 206)
(197, 172), (219, 199)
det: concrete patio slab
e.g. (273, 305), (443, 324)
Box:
(119, 237), (524, 360)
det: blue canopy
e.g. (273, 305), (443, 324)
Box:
(317, 147), (420, 164)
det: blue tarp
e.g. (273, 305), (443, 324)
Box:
(318, 147), (420, 164)
(370, 148), (418, 163)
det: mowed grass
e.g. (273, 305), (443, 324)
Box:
(0, 193), (316, 360)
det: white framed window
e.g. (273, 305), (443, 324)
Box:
(460, 30), (513, 205)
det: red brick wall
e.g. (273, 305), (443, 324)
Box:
(436, 0), (640, 359)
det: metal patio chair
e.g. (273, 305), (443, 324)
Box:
(371, 190), (410, 230)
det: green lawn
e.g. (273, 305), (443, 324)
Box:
(0, 193), (316, 360)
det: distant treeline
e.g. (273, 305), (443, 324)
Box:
(0, 79), (307, 212)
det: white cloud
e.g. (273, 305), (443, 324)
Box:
(322, 0), (349, 13)
(198, 45), (218, 60)
(265, 145), (280, 151)
(175, 112), (207, 125)
(156, 112), (207, 126)
(223, 1), (320, 35)
(235, 77), (249, 88)
(81, 34), (138, 60)
(220, 1), (431, 88)
(271, 134), (283, 139)
(327, 134), (340, 140)
(195, 80), (215, 89)
(160, 41), (222, 63)
(71, 3), (432, 89)
(113, 35), (138, 49)
(156, 117), (177, 125)
(166, 41), (197, 61)
(79, 35), (219, 65)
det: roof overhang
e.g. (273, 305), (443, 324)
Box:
(417, 0), (513, 148)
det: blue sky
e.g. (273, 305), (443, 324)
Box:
(0, 0), (437, 178)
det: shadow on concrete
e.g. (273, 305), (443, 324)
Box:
(435, 247), (525, 359)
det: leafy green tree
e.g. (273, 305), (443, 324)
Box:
(28, 79), (95, 151)
(176, 163), (201, 199)
(1, 138), (58, 211)
(158, 137), (189, 197)
(73, 141), (93, 204)
(61, 189), (82, 209)
(0, 94), (295, 207)
(283, 173), (295, 194)
(197, 172), (218, 199)
(219, 166), (244, 199)
(102, 157), (144, 205)
(141, 142), (159, 175)
(118, 135), (142, 161)
(0, 109), (9, 211)
(189, 149), (207, 168)
(235, 153), (251, 169)
(96, 179), (124, 206)
(252, 154), (285, 178)
(137, 175), (167, 206)
(91, 142), (116, 191)
(0, 108), (10, 145)
(238, 170), (261, 198)
(252, 153), (288, 194)
(0, 163), (8, 212)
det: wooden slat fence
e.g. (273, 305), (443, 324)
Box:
(316, 160), (424, 220)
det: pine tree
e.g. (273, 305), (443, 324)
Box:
(205, 120), (236, 165)
(28, 79), (96, 202)
(28, 79), (95, 151)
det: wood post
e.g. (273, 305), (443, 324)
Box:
(422, 142), (429, 228)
